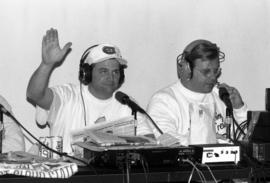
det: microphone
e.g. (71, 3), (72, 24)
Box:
(115, 91), (163, 135)
(219, 87), (233, 113)
(218, 87), (245, 141)
(115, 91), (146, 114)
(219, 87), (234, 140)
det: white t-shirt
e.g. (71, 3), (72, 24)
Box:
(147, 81), (248, 146)
(36, 83), (135, 153)
(0, 95), (25, 152)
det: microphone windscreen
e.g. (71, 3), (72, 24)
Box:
(218, 87), (233, 110)
(219, 87), (229, 101)
(115, 91), (129, 104)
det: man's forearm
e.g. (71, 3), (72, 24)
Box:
(26, 63), (54, 109)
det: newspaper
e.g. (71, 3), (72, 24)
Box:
(71, 116), (157, 147)
(71, 116), (137, 142)
(0, 151), (78, 178)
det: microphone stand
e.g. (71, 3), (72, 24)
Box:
(126, 100), (163, 136)
(144, 112), (163, 135)
(131, 108), (138, 136)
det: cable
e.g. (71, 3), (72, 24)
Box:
(1, 103), (106, 183)
(231, 116), (246, 140)
(242, 149), (265, 183)
(200, 163), (218, 183)
(80, 82), (87, 126)
(121, 167), (125, 183)
(0, 105), (92, 166)
(182, 159), (206, 183)
(236, 120), (247, 141)
(143, 112), (163, 135)
(187, 167), (195, 183)
(140, 155), (149, 183)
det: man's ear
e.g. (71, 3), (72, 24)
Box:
(177, 60), (191, 80)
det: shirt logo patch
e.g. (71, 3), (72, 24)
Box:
(215, 113), (226, 137)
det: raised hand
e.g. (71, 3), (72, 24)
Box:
(42, 28), (72, 66)
(218, 83), (244, 109)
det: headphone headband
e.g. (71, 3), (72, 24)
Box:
(177, 39), (225, 63)
(80, 44), (99, 66)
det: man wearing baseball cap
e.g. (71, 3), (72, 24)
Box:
(26, 28), (141, 154)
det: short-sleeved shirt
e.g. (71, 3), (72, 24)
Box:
(36, 83), (149, 153)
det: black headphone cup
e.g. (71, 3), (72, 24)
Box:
(79, 63), (92, 85)
(78, 45), (99, 84)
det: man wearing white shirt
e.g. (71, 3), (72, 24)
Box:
(26, 28), (146, 154)
(147, 39), (247, 145)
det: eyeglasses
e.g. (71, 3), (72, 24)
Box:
(194, 67), (222, 78)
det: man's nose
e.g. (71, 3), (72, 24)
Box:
(106, 72), (114, 81)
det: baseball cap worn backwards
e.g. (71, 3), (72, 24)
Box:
(84, 43), (128, 67)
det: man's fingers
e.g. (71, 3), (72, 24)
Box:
(44, 28), (56, 42)
(62, 42), (72, 54)
(48, 28), (54, 41)
(51, 29), (58, 43)
(218, 83), (238, 96)
(42, 35), (46, 45)
(62, 42), (72, 55)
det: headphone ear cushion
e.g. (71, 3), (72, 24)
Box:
(177, 60), (191, 80)
(79, 63), (92, 85)
(78, 45), (99, 85)
(186, 62), (191, 72)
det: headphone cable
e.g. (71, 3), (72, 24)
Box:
(80, 82), (87, 126)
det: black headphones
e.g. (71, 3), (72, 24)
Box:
(78, 44), (126, 86)
(79, 45), (98, 85)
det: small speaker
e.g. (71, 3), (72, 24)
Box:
(247, 111), (270, 142)
(252, 142), (270, 162)
(265, 88), (270, 111)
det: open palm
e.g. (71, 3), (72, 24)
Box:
(42, 28), (72, 66)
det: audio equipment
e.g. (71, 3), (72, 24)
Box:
(81, 143), (240, 168)
(219, 87), (233, 113)
(251, 142), (270, 162)
(218, 87), (246, 141)
(140, 146), (195, 167)
(81, 145), (195, 168)
(115, 91), (145, 114)
(247, 110), (270, 142)
(266, 88), (270, 111)
(79, 45), (98, 85)
(191, 144), (240, 164)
